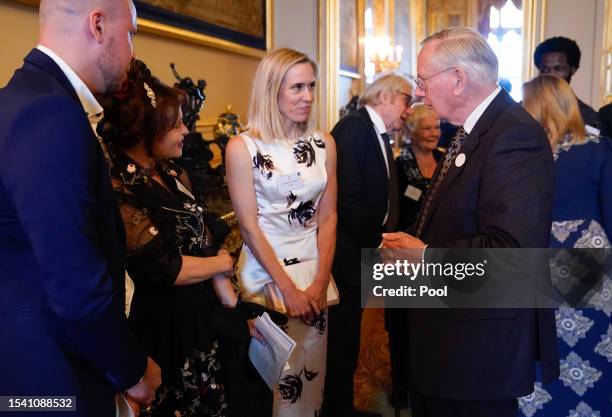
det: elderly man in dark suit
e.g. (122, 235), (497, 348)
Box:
(0, 1), (160, 416)
(383, 27), (559, 417)
(322, 73), (412, 417)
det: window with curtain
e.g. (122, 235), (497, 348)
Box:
(483, 0), (524, 101)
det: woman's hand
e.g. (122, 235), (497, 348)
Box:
(216, 249), (234, 277)
(304, 279), (327, 312)
(247, 318), (264, 341)
(281, 284), (315, 320)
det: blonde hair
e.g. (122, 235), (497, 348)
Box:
(406, 103), (440, 137)
(522, 74), (586, 147)
(247, 48), (318, 141)
(359, 72), (411, 107)
(422, 27), (498, 85)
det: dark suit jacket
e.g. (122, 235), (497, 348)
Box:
(333, 107), (393, 286)
(600, 102), (612, 137)
(0, 49), (146, 416)
(577, 97), (600, 130)
(409, 90), (560, 400)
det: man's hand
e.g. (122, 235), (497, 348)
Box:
(382, 232), (427, 263)
(125, 357), (161, 408)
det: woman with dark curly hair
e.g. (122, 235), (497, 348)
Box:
(98, 60), (244, 417)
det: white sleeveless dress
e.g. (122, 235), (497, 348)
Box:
(236, 132), (328, 417)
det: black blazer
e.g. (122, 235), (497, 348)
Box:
(408, 90), (560, 400)
(332, 107), (394, 286)
(600, 102), (612, 137)
(0, 49), (146, 416)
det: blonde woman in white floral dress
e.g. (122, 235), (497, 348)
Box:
(226, 48), (337, 417)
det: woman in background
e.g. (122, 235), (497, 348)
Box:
(520, 74), (611, 417)
(225, 48), (337, 417)
(396, 103), (443, 230)
(99, 60), (239, 417)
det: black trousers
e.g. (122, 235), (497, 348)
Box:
(321, 283), (363, 417)
(410, 388), (518, 417)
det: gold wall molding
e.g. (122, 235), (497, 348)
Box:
(11, 0), (272, 59)
(319, 0), (340, 132)
(601, 0), (612, 103)
(522, 0), (547, 82)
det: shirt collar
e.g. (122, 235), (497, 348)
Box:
(365, 105), (387, 135)
(462, 86), (501, 134)
(36, 45), (103, 120)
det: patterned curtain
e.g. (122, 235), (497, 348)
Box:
(478, 0), (523, 36)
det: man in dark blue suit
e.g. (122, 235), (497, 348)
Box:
(383, 27), (559, 416)
(323, 73), (412, 417)
(0, 1), (160, 415)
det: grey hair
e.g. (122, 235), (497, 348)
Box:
(422, 27), (498, 85)
(358, 72), (411, 108)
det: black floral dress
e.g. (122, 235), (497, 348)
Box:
(396, 144), (443, 230)
(111, 153), (228, 417)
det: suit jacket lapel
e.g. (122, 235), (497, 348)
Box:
(23, 48), (81, 104)
(419, 90), (513, 235)
(358, 107), (388, 177)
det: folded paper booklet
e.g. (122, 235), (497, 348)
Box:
(264, 259), (340, 313)
(248, 312), (297, 390)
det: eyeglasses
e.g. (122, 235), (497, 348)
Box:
(396, 90), (413, 107)
(415, 67), (456, 89)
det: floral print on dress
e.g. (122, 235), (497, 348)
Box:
(594, 324), (612, 362)
(574, 220), (611, 248)
(286, 191), (297, 208)
(288, 200), (316, 227)
(308, 312), (327, 335)
(568, 401), (602, 417)
(587, 275), (612, 317)
(518, 382), (552, 417)
(552, 220), (585, 243)
(555, 306), (594, 347)
(254, 152), (275, 179)
(311, 135), (325, 149)
(279, 373), (303, 404)
(293, 138), (316, 167)
(553, 133), (600, 161)
(141, 346), (228, 417)
(559, 351), (602, 396)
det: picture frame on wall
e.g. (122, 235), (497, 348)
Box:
(134, 0), (271, 58)
(339, 0), (363, 78)
(10, 0), (272, 58)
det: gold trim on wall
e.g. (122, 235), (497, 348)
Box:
(10, 0), (272, 59)
(137, 18), (267, 59)
(522, 0), (547, 82)
(601, 0), (612, 104)
(319, 0), (340, 132)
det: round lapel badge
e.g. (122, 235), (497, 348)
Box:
(455, 153), (466, 167)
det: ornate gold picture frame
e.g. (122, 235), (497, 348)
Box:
(11, 0), (272, 59)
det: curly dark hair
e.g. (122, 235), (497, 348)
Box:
(97, 60), (187, 156)
(534, 36), (581, 70)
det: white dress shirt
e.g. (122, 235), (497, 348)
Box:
(463, 86), (502, 134)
